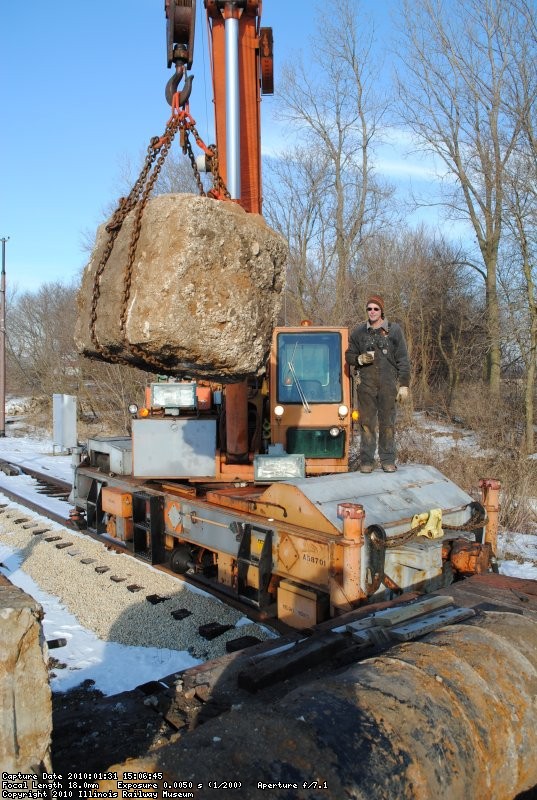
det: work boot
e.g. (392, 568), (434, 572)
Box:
(382, 463), (397, 473)
(360, 463), (375, 474)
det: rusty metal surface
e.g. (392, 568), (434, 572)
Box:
(95, 589), (537, 799)
(449, 538), (492, 574)
(435, 572), (537, 619)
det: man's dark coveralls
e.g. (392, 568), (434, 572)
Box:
(345, 319), (410, 468)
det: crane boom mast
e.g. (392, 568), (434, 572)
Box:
(206, 0), (264, 213)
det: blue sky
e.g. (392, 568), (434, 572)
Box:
(1, 0), (458, 293)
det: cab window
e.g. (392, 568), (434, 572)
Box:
(277, 332), (342, 403)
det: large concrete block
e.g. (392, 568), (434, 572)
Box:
(75, 194), (287, 381)
(0, 574), (52, 773)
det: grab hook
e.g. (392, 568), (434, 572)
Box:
(165, 64), (194, 107)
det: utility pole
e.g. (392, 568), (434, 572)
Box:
(0, 237), (8, 437)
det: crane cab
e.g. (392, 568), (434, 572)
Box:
(268, 325), (351, 475)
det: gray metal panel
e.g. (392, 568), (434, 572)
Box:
(180, 502), (275, 557)
(381, 539), (443, 595)
(88, 436), (132, 475)
(53, 393), (77, 450)
(132, 418), (216, 478)
(283, 464), (475, 537)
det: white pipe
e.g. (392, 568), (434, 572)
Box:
(225, 12), (241, 199)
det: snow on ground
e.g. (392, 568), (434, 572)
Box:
(0, 544), (202, 695)
(413, 411), (483, 448)
(497, 531), (537, 580)
(0, 431), (273, 696)
(0, 422), (536, 696)
(405, 411), (498, 457)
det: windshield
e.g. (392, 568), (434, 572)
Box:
(277, 331), (343, 404)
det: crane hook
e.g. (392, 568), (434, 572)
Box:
(165, 64), (194, 107)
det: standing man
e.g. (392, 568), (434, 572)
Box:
(346, 295), (410, 473)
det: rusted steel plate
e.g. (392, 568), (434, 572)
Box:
(469, 572), (537, 596)
(435, 573), (537, 619)
(94, 607), (537, 799)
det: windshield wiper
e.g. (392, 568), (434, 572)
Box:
(287, 360), (311, 413)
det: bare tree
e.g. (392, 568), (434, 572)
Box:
(496, 0), (537, 452)
(7, 282), (79, 396)
(508, 0), (537, 166)
(396, 0), (524, 396)
(5, 281), (151, 434)
(272, 0), (393, 321)
(264, 146), (335, 323)
(500, 161), (537, 452)
(76, 359), (150, 435)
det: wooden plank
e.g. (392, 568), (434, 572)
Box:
(373, 595), (454, 627)
(390, 606), (475, 641)
(237, 632), (348, 693)
(345, 617), (378, 633)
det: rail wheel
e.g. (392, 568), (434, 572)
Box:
(169, 545), (193, 574)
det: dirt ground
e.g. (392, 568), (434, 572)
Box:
(51, 681), (175, 772)
(51, 675), (202, 773)
(50, 650), (236, 773)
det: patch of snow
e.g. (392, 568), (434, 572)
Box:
(5, 396), (32, 415)
(497, 530), (537, 574)
(0, 546), (200, 694)
(499, 559), (537, 580)
(410, 411), (496, 457)
(0, 432), (74, 487)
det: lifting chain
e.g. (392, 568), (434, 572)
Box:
(442, 506), (487, 532)
(208, 145), (231, 201)
(370, 519), (427, 551)
(182, 128), (206, 196)
(89, 96), (230, 372)
(370, 507), (486, 551)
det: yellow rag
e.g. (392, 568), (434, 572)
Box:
(411, 508), (443, 539)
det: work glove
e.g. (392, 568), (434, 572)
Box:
(397, 386), (409, 403)
(357, 352), (374, 366)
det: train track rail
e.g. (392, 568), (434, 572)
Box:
(0, 459), (73, 526)
(0, 457), (292, 633)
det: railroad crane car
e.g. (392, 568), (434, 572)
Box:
(71, 0), (495, 630)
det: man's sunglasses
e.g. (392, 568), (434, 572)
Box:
(367, 306), (380, 311)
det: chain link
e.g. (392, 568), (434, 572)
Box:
(183, 130), (206, 196)
(89, 136), (162, 358)
(442, 509), (486, 532)
(89, 102), (230, 372)
(370, 507), (486, 551)
(208, 145), (231, 200)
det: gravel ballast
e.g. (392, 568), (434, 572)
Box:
(0, 504), (273, 661)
